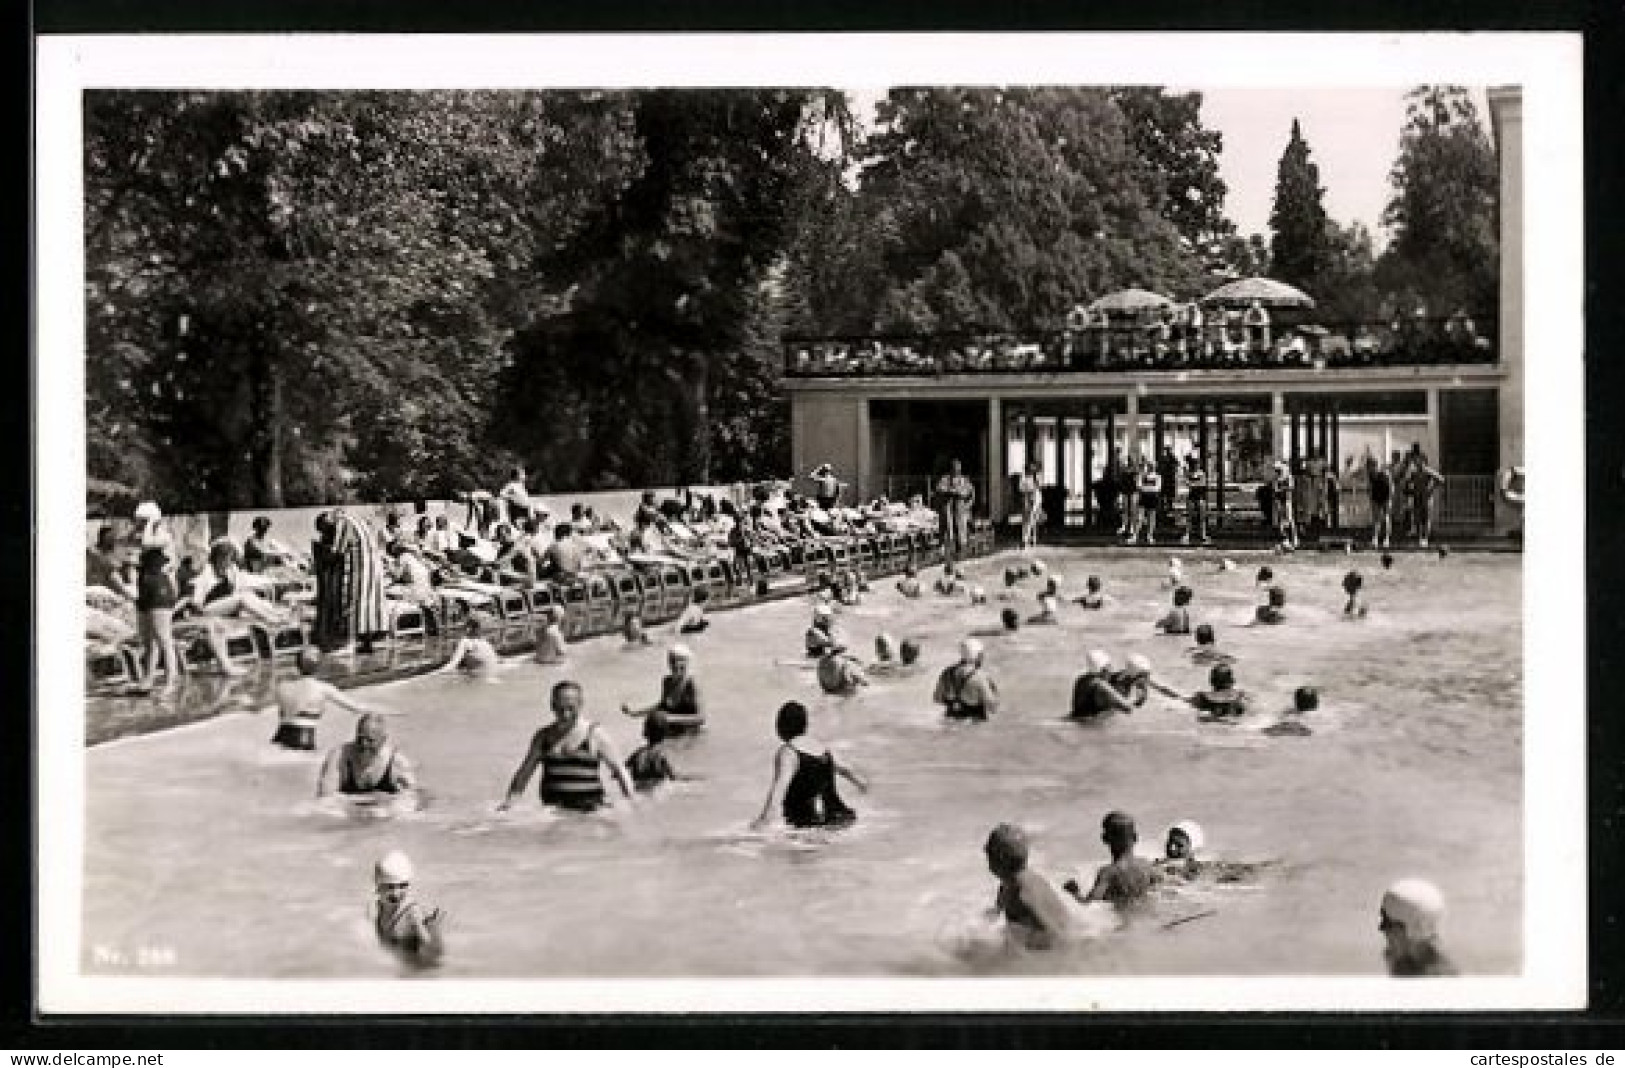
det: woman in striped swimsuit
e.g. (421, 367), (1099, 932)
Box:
(500, 680), (637, 814)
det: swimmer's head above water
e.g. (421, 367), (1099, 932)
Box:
(774, 700), (810, 742)
(1100, 811), (1139, 855)
(1164, 820), (1204, 860)
(1379, 878), (1447, 971)
(1173, 585), (1193, 607)
(899, 638), (922, 666)
(1194, 624), (1216, 647)
(296, 648), (322, 677)
(1209, 663), (1236, 691)
(1343, 571), (1364, 596)
(984, 823), (1029, 879)
(1381, 552), (1395, 570)
(1293, 685), (1319, 713)
(1086, 649), (1112, 675)
(874, 633), (895, 662)
(1086, 575), (1102, 593)
(1256, 566), (1274, 585)
(959, 638), (985, 667)
(374, 850), (413, 906)
(1000, 608), (1020, 631)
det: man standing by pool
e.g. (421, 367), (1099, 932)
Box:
(809, 463), (843, 511)
(936, 459), (976, 564)
(500, 680), (637, 813)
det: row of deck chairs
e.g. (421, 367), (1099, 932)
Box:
(87, 518), (996, 692)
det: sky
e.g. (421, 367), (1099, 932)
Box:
(848, 86), (1493, 250)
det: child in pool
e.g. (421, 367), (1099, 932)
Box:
(1064, 811), (1161, 909)
(1263, 686), (1318, 737)
(677, 588), (711, 633)
(1156, 820), (1276, 884)
(371, 851), (445, 967)
(435, 617), (499, 676)
(896, 566), (922, 599)
(1073, 575), (1110, 610)
(1155, 586), (1194, 635)
(1254, 586), (1287, 625)
(536, 606), (569, 663)
(984, 823), (1073, 950)
(1342, 571), (1368, 618)
(272, 649), (379, 751)
(625, 710), (682, 791)
(1190, 663), (1249, 721)
(1187, 623), (1234, 666)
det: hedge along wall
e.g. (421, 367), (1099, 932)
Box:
(88, 485), (753, 564)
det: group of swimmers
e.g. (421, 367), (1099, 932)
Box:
(272, 536), (1455, 976)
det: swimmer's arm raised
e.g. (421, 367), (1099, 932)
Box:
(498, 732), (546, 811)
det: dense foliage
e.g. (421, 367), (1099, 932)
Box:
(83, 85), (1499, 510)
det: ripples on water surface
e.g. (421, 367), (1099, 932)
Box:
(83, 549), (1522, 979)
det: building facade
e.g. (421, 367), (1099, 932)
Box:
(783, 87), (1524, 538)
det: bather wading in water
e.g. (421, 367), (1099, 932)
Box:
(751, 700), (866, 831)
(499, 680), (637, 814)
(316, 714), (420, 809)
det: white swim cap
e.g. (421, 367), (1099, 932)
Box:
(1169, 557), (1183, 569)
(1031, 560), (1046, 574)
(1087, 649), (1112, 673)
(1169, 820), (1206, 855)
(1220, 558), (1237, 571)
(1381, 879), (1446, 941)
(814, 604), (834, 619)
(1126, 653), (1152, 675)
(970, 585), (986, 602)
(374, 850), (413, 885)
(134, 501), (162, 521)
(669, 643), (693, 661)
(1039, 594), (1058, 613)
(959, 637), (984, 663)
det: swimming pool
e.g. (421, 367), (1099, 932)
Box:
(81, 548), (1521, 979)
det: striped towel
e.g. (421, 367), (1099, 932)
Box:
(334, 510), (387, 639)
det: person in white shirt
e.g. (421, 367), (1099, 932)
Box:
(500, 466), (533, 526)
(1017, 462), (1042, 550)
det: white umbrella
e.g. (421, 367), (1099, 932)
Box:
(1200, 277), (1316, 309)
(1085, 288), (1175, 315)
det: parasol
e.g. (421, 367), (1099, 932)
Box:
(1200, 277), (1316, 309)
(1084, 288), (1174, 315)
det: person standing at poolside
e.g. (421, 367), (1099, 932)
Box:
(1182, 454), (1211, 545)
(1367, 455), (1394, 550)
(331, 510), (388, 655)
(1406, 449), (1446, 548)
(936, 459), (976, 564)
(500, 680), (636, 813)
(809, 463), (843, 511)
(1017, 461), (1042, 551)
(500, 466), (533, 527)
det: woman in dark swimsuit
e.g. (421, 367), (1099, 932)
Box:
(752, 701), (866, 831)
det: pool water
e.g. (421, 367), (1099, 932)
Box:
(82, 549), (1522, 979)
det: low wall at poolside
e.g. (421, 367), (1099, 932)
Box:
(88, 484), (751, 562)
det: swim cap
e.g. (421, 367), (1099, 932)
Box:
(1169, 819), (1206, 855)
(814, 605), (834, 620)
(960, 638), (984, 663)
(1169, 557), (1183, 570)
(668, 643), (693, 662)
(1220, 558), (1236, 571)
(1126, 653), (1152, 676)
(1038, 594), (1058, 615)
(1381, 879), (1446, 941)
(134, 501), (162, 521)
(971, 586), (987, 604)
(374, 850), (413, 886)
(1087, 649), (1112, 673)
(1031, 560), (1046, 575)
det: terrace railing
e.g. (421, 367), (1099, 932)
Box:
(783, 318), (1497, 379)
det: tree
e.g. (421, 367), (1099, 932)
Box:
(1377, 85), (1498, 318)
(1110, 87), (1233, 250)
(1315, 219), (1383, 323)
(1267, 118), (1331, 296)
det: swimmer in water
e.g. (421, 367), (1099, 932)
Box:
(1342, 571), (1368, 618)
(1380, 879), (1459, 977)
(1156, 820), (1207, 881)
(676, 588), (711, 633)
(1155, 585), (1194, 635)
(1187, 623), (1233, 666)
(1256, 565), (1274, 587)
(272, 649), (380, 751)
(500, 680), (637, 813)
(622, 643), (706, 733)
(1064, 810), (1161, 910)
(805, 604), (838, 658)
(816, 642), (870, 696)
(984, 823), (1073, 950)
(622, 613), (653, 647)
(1262, 685), (1318, 737)
(1000, 607), (1021, 632)
(896, 566), (922, 599)
(535, 606), (568, 663)
(1189, 663), (1249, 721)
(1166, 557), (1185, 588)
(435, 616), (500, 676)
(624, 710), (683, 791)
(1109, 654), (1154, 707)
(935, 638), (1000, 721)
(1070, 650), (1136, 721)
(870, 636), (922, 678)
(834, 569), (862, 607)
(873, 632), (895, 663)
(970, 585), (989, 606)
(370, 850), (445, 967)
(1254, 586), (1287, 625)
(1027, 593), (1060, 625)
(1381, 552), (1395, 570)
(935, 564), (965, 596)
(317, 713), (418, 799)
(1073, 575), (1109, 610)
(751, 700), (865, 831)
